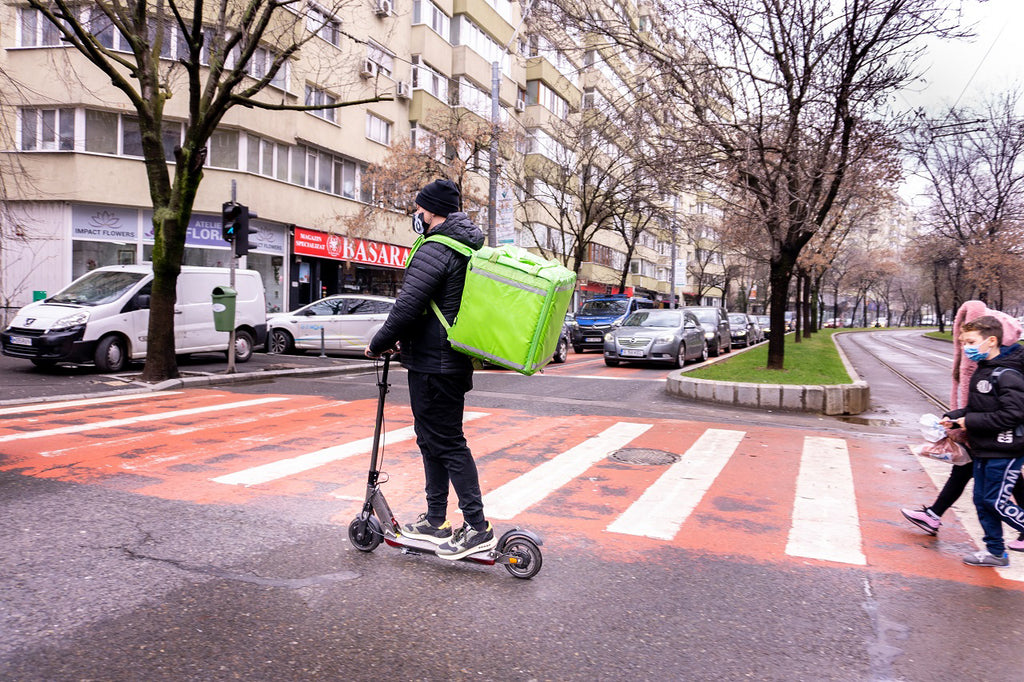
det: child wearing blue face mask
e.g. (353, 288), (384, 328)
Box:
(941, 315), (1024, 567)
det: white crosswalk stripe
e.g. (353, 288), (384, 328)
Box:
(211, 412), (489, 487)
(0, 397), (288, 443)
(607, 428), (745, 540)
(484, 421), (653, 520)
(786, 436), (866, 565)
(0, 392), (183, 416)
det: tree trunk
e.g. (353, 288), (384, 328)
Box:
(766, 251), (796, 370)
(802, 272), (812, 338)
(793, 271), (802, 343)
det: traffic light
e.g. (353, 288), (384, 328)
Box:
(222, 201), (257, 256)
(222, 201), (243, 242)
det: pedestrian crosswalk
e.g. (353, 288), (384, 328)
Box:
(0, 388), (1020, 586)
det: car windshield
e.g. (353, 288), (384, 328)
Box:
(623, 311), (681, 328)
(728, 314), (748, 324)
(689, 309), (719, 324)
(48, 271), (146, 306)
(756, 316), (769, 325)
(578, 299), (628, 316)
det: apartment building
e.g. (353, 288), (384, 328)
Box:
(0, 0), (716, 320)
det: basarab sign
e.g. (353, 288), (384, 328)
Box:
(293, 227), (410, 269)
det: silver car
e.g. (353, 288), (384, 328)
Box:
(267, 295), (395, 355)
(603, 309), (708, 368)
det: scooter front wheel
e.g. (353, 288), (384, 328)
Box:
(348, 515), (383, 552)
(501, 536), (543, 579)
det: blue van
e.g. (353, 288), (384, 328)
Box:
(569, 295), (655, 352)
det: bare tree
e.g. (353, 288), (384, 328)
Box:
(540, 0), (961, 368)
(907, 90), (1024, 311)
(27, 0), (391, 381)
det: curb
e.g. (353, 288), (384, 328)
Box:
(664, 332), (870, 416)
(0, 360), (376, 408)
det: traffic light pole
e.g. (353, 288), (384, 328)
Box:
(227, 181), (238, 374)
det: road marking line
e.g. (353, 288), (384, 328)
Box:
(0, 392), (184, 417)
(484, 421), (652, 520)
(606, 428), (745, 540)
(785, 436), (866, 565)
(0, 397), (288, 443)
(918, 455), (1024, 582)
(212, 412), (488, 487)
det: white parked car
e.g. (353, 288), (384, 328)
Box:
(267, 295), (395, 355)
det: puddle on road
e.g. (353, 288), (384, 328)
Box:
(835, 415), (899, 427)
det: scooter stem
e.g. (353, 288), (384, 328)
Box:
(367, 354), (390, 482)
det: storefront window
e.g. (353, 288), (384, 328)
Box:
(247, 253), (285, 313)
(72, 241), (135, 280)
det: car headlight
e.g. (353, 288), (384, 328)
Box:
(736, 330), (746, 335)
(50, 311), (90, 331)
(655, 334), (674, 343)
(604, 333), (614, 342)
(704, 331), (714, 339)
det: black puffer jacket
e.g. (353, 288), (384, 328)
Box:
(946, 344), (1024, 458)
(369, 213), (484, 374)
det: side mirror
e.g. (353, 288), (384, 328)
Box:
(133, 294), (151, 310)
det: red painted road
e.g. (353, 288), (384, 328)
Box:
(1, 385), (1018, 591)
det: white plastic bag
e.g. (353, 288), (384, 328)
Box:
(918, 413), (946, 443)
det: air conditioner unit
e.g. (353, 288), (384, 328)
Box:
(375, 0), (392, 16)
(514, 98), (526, 112)
(359, 59), (375, 78)
(395, 81), (411, 99)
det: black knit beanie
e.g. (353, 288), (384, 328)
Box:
(415, 178), (461, 217)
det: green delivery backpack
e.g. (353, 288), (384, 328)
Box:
(406, 234), (576, 375)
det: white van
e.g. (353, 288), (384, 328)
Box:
(0, 265), (267, 371)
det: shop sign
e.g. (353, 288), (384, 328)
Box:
(72, 204), (139, 241)
(294, 227), (410, 269)
(142, 212), (285, 254)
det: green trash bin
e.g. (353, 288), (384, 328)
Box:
(211, 286), (237, 332)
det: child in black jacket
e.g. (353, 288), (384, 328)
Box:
(942, 315), (1024, 567)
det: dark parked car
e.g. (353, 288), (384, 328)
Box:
(754, 315), (771, 336)
(728, 312), (762, 347)
(684, 306), (731, 356)
(603, 309), (708, 368)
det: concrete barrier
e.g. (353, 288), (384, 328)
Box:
(664, 333), (870, 415)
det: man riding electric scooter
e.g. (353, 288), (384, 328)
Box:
(363, 178), (494, 560)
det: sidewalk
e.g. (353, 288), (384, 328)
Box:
(0, 351), (375, 407)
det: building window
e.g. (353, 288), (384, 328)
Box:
(20, 108), (75, 151)
(412, 0), (450, 42)
(411, 56), (448, 101)
(249, 47), (288, 90)
(18, 8), (65, 47)
(526, 81), (569, 118)
(366, 113), (392, 145)
(307, 4), (341, 46)
(305, 85), (337, 122)
(208, 129), (239, 169)
(367, 42), (395, 78)
(85, 110), (118, 154)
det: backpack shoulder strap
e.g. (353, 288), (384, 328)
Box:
(405, 234), (474, 331)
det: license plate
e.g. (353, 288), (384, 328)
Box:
(9, 336), (32, 346)
(621, 349), (645, 357)
(585, 337), (601, 343)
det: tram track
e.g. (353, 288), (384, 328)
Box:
(841, 331), (950, 412)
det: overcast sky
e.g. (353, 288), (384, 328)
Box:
(900, 0), (1024, 112)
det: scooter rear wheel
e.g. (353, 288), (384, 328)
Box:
(348, 515), (383, 552)
(502, 536), (543, 579)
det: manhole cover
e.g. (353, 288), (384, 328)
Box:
(609, 448), (680, 466)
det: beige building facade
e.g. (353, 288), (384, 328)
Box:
(0, 0), (718, 322)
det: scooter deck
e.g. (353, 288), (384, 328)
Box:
(383, 533), (496, 565)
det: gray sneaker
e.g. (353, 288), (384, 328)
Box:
(436, 522), (497, 560)
(963, 550), (1009, 567)
(401, 513), (452, 544)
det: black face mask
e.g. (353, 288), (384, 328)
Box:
(412, 211), (426, 234)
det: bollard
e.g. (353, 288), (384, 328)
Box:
(319, 326), (327, 358)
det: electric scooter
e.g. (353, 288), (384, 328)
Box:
(347, 354), (544, 579)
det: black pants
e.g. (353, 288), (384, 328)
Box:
(407, 370), (485, 529)
(931, 462), (1024, 517)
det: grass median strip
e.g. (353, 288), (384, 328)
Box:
(685, 330), (852, 385)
